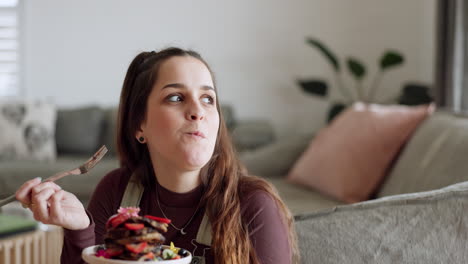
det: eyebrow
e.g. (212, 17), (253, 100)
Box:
(162, 83), (215, 91)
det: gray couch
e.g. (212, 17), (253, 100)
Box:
(240, 110), (468, 263)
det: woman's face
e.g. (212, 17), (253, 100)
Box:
(138, 56), (219, 171)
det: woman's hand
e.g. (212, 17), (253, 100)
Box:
(15, 177), (90, 230)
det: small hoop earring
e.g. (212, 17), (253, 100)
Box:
(138, 136), (145, 143)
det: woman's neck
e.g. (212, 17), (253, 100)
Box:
(152, 162), (202, 193)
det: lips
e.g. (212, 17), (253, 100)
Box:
(186, 131), (206, 138)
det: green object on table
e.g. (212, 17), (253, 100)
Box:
(0, 214), (38, 238)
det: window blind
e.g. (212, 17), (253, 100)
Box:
(0, 0), (19, 97)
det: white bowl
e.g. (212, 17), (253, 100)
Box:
(82, 245), (192, 264)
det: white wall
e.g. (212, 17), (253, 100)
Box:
(23, 0), (436, 137)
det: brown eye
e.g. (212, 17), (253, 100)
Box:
(201, 96), (214, 104)
(167, 95), (183, 102)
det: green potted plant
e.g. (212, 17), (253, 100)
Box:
(298, 38), (405, 122)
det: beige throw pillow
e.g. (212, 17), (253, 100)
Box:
(287, 102), (434, 203)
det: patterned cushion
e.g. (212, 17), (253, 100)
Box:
(0, 100), (57, 161)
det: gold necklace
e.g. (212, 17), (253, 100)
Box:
(155, 185), (202, 235)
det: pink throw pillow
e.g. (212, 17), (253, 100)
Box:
(287, 102), (435, 203)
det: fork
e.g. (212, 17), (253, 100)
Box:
(0, 145), (108, 208)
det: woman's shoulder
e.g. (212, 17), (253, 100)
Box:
(240, 189), (276, 210)
(239, 175), (279, 215)
(240, 190), (277, 219)
(238, 176), (293, 264)
(238, 176), (288, 239)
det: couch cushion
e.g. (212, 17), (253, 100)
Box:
(240, 133), (313, 177)
(287, 103), (433, 203)
(56, 106), (104, 155)
(100, 107), (118, 156)
(220, 105), (235, 130)
(231, 120), (275, 151)
(266, 178), (342, 215)
(0, 156), (119, 206)
(0, 100), (57, 161)
(295, 181), (468, 263)
(378, 111), (468, 197)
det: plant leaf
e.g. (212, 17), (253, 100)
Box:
(306, 38), (340, 72)
(297, 79), (328, 97)
(327, 103), (347, 123)
(346, 58), (366, 80)
(380, 51), (404, 70)
(397, 83), (433, 105)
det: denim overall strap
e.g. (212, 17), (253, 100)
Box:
(190, 213), (212, 264)
(120, 172), (144, 207)
(195, 213), (212, 245)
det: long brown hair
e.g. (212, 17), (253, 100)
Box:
(116, 47), (299, 263)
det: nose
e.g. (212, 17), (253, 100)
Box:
(186, 100), (204, 121)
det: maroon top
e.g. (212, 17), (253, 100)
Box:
(61, 168), (292, 264)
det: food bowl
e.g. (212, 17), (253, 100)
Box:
(82, 245), (192, 264)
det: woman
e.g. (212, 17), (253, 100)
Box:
(16, 47), (299, 264)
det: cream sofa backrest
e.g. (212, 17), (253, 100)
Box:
(295, 181), (468, 263)
(377, 110), (468, 197)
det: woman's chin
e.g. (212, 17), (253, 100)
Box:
(180, 156), (211, 171)
(177, 149), (213, 169)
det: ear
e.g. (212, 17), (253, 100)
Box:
(135, 129), (144, 142)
